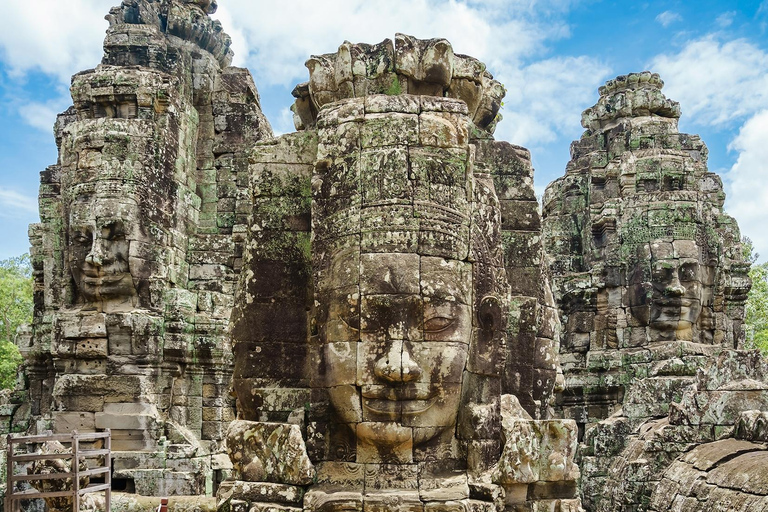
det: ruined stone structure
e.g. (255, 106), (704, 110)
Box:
(589, 350), (768, 511)
(13, 2), (768, 512)
(543, 73), (766, 512)
(219, 36), (581, 512)
(543, 72), (750, 436)
(22, 0), (271, 496)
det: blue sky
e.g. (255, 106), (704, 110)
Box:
(1, 0), (767, 260)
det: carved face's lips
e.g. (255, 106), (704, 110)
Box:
(361, 387), (437, 416)
(361, 386), (432, 400)
(653, 298), (693, 308)
(362, 397), (437, 416)
(81, 272), (128, 285)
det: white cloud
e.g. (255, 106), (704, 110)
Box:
(217, 0), (572, 88)
(214, 0), (600, 147)
(0, 1), (111, 132)
(655, 11), (682, 27)
(0, 0), (114, 83)
(0, 188), (38, 217)
(495, 56), (610, 147)
(725, 110), (768, 260)
(649, 36), (768, 262)
(716, 12), (735, 28)
(650, 37), (768, 127)
(19, 96), (70, 133)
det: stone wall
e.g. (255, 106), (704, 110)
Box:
(583, 350), (768, 511)
(23, 0), (271, 496)
(542, 72), (750, 438)
(220, 36), (581, 512)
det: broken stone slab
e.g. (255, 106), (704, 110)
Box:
(30, 440), (90, 512)
(95, 402), (160, 430)
(494, 395), (579, 485)
(707, 450), (768, 495)
(418, 472), (470, 502)
(735, 410), (768, 442)
(217, 480), (305, 505)
(681, 438), (763, 472)
(226, 421), (315, 485)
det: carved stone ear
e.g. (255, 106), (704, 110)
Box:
(208, 1), (218, 14)
(478, 295), (501, 333)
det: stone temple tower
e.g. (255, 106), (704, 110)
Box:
(15, 2), (768, 511)
(542, 72), (750, 438)
(543, 73), (761, 512)
(219, 35), (582, 512)
(22, 0), (272, 495)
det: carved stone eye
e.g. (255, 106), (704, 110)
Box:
(679, 263), (699, 282)
(100, 221), (127, 242)
(338, 312), (360, 332)
(424, 316), (454, 332)
(73, 231), (92, 245)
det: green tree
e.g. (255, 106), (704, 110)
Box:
(0, 254), (32, 389)
(743, 238), (768, 352)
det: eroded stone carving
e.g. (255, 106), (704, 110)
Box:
(220, 36), (580, 512)
(67, 193), (141, 311)
(29, 441), (91, 512)
(290, 35), (505, 134)
(581, 350), (768, 512)
(543, 72), (750, 436)
(543, 73), (757, 512)
(25, 0), (272, 497)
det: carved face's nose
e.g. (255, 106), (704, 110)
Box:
(374, 340), (422, 384)
(665, 273), (685, 296)
(86, 238), (110, 267)
(86, 246), (102, 267)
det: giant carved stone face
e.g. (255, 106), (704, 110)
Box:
(322, 250), (471, 459)
(68, 197), (141, 309)
(629, 241), (704, 340)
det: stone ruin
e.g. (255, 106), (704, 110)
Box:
(543, 73), (766, 511)
(543, 72), (750, 437)
(220, 34), (579, 512)
(5, 2), (768, 512)
(19, 0), (271, 496)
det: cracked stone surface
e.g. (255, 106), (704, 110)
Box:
(11, 3), (767, 511)
(223, 35), (577, 512)
(20, 0), (271, 497)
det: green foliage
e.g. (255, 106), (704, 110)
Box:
(385, 76), (402, 96)
(0, 254), (31, 389)
(743, 238), (768, 352)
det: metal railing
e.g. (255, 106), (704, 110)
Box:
(5, 430), (111, 512)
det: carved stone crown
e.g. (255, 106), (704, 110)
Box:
(598, 71), (665, 96)
(65, 180), (142, 204)
(581, 71), (681, 133)
(105, 0), (233, 68)
(291, 34), (505, 134)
